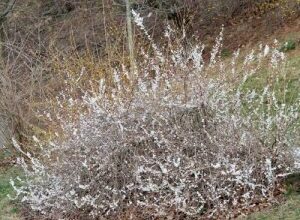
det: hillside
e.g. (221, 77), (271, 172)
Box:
(0, 0), (299, 142)
(0, 1), (300, 219)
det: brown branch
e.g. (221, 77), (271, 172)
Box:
(0, 0), (17, 23)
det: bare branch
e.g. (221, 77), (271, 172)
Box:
(0, 0), (17, 23)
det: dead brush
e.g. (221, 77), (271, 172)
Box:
(0, 53), (52, 153)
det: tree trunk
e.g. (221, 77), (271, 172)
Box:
(0, 0), (16, 147)
(0, 0), (16, 66)
(125, 0), (136, 80)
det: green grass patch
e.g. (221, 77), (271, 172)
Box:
(241, 53), (300, 107)
(221, 48), (232, 58)
(243, 193), (300, 220)
(279, 39), (296, 53)
(0, 166), (22, 220)
(239, 51), (300, 219)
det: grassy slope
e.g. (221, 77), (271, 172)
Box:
(242, 49), (300, 105)
(244, 194), (300, 220)
(241, 42), (300, 219)
(0, 166), (21, 220)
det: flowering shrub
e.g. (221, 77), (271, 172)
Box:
(10, 17), (300, 219)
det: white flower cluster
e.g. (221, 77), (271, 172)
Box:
(10, 15), (299, 219)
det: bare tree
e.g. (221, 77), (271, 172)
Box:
(125, 0), (136, 80)
(0, 0), (16, 148)
(0, 0), (17, 65)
